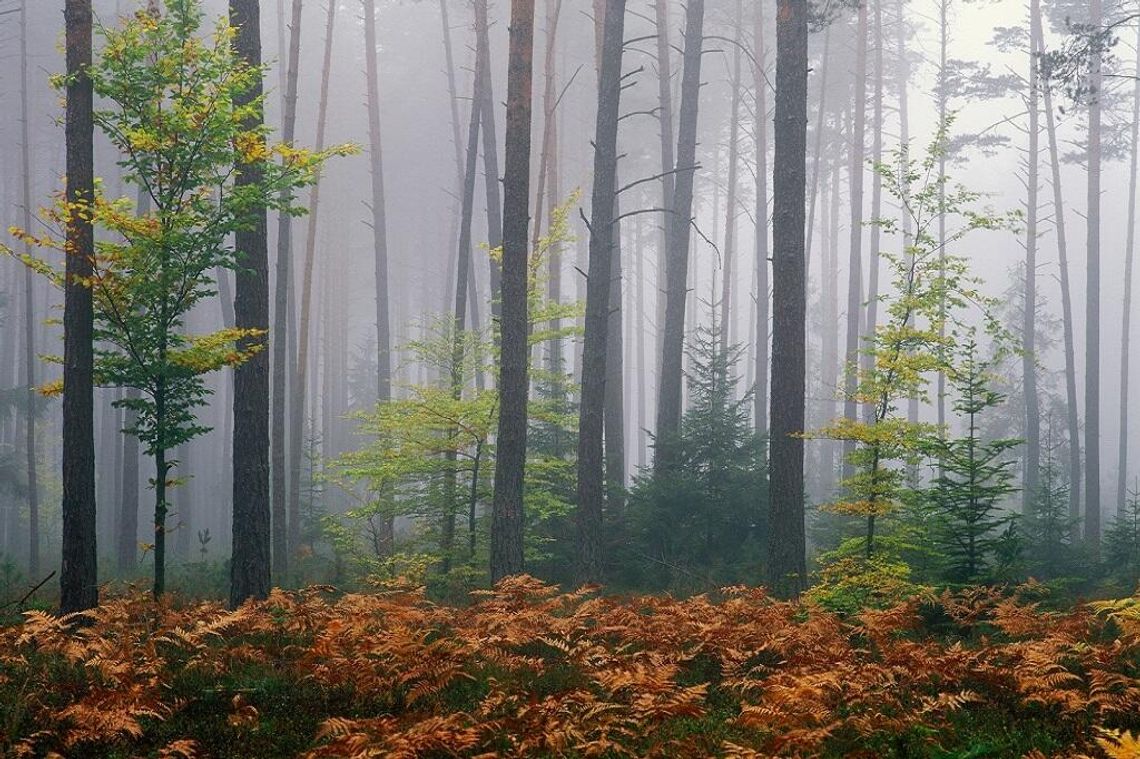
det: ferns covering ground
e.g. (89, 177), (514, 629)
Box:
(3, 577), (1140, 758)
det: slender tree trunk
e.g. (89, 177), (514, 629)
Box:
(803, 27), (830, 278)
(230, 0), (272, 607)
(1118, 21), (1140, 516)
(767, 0), (808, 597)
(490, 0), (536, 582)
(655, 0), (704, 468)
(365, 0), (392, 405)
(532, 0), (563, 253)
(605, 205), (626, 514)
(271, 0), (301, 581)
(576, 0), (626, 583)
(719, 0), (744, 355)
(842, 1), (867, 478)
(19, 0), (39, 580)
(754, 1), (770, 434)
(654, 0), (675, 405)
(61, 0), (98, 614)
(1023, 0), (1042, 513)
(821, 137), (841, 493)
(936, 0), (949, 438)
(899, 0), (918, 461)
(861, 0), (884, 418)
(1086, 0), (1103, 551)
(475, 0), (504, 317)
(1039, 25), (1081, 530)
(292, 0), (336, 569)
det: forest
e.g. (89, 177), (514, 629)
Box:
(2, 0), (1140, 756)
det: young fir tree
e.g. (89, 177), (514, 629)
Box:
(1022, 419), (1079, 580)
(924, 337), (1019, 585)
(13, 0), (347, 597)
(626, 306), (766, 592)
(1104, 482), (1140, 592)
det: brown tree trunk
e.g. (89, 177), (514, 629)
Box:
(719, 0), (744, 355)
(654, 0), (704, 469)
(229, 0), (272, 607)
(654, 0), (675, 407)
(1119, 22), (1140, 516)
(861, 0), (884, 421)
(293, 0), (337, 570)
(271, 0), (301, 581)
(576, 0), (626, 583)
(767, 0), (808, 598)
(61, 0), (98, 614)
(490, 0), (537, 582)
(475, 0), (504, 317)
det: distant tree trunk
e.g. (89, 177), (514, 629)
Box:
(861, 0), (884, 418)
(19, 0), (39, 580)
(898, 0), (919, 460)
(936, 0), (948, 439)
(490, 0), (536, 583)
(229, 0), (272, 607)
(753, 1), (770, 434)
(542, 0), (566, 456)
(654, 0), (704, 469)
(444, 24), (485, 573)
(719, 0), (744, 354)
(1118, 21), (1140, 517)
(576, 0), (626, 583)
(803, 27), (829, 278)
(653, 0), (675, 402)
(475, 0), (504, 317)
(842, 1), (867, 478)
(532, 0), (563, 253)
(61, 0), (98, 614)
(1023, 0), (1042, 514)
(365, 0), (392, 405)
(635, 214), (648, 468)
(1086, 0), (1103, 552)
(767, 0), (808, 597)
(1039, 24), (1081, 530)
(293, 0), (337, 568)
(271, 0), (301, 581)
(820, 136), (841, 493)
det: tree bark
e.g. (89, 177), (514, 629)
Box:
(229, 0), (272, 607)
(719, 0), (744, 355)
(576, 0), (626, 583)
(1117, 20), (1140, 516)
(653, 0), (675, 407)
(61, 0), (98, 615)
(271, 0), (300, 581)
(842, 1), (867, 478)
(1086, 0), (1103, 552)
(365, 0), (392, 405)
(293, 0), (337, 568)
(490, 0), (536, 582)
(766, 0), (808, 598)
(753, 1), (770, 435)
(654, 0), (704, 469)
(19, 0), (39, 580)
(475, 0), (504, 318)
(861, 0), (884, 421)
(1023, 0), (1042, 514)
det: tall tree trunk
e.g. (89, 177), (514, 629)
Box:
(753, 1), (770, 434)
(365, 0), (392, 403)
(1118, 20), (1140, 516)
(19, 0), (39, 580)
(490, 0), (536, 582)
(475, 0), (504, 317)
(229, 0), (272, 607)
(861, 0), (884, 417)
(654, 0), (675, 405)
(655, 0), (704, 468)
(543, 0), (566, 456)
(767, 0), (808, 597)
(1086, 0), (1103, 552)
(271, 0), (301, 581)
(61, 0), (98, 614)
(936, 0), (948, 438)
(821, 136), (841, 494)
(719, 0), (744, 354)
(803, 27), (830, 278)
(899, 0), (919, 460)
(293, 0), (337, 569)
(842, 1), (867, 478)
(444, 25), (485, 573)
(532, 0), (563, 253)
(576, 0), (626, 583)
(1023, 0), (1042, 514)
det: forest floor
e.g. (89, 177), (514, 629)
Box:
(2, 576), (1140, 758)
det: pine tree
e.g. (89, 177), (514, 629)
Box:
(1105, 482), (1140, 591)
